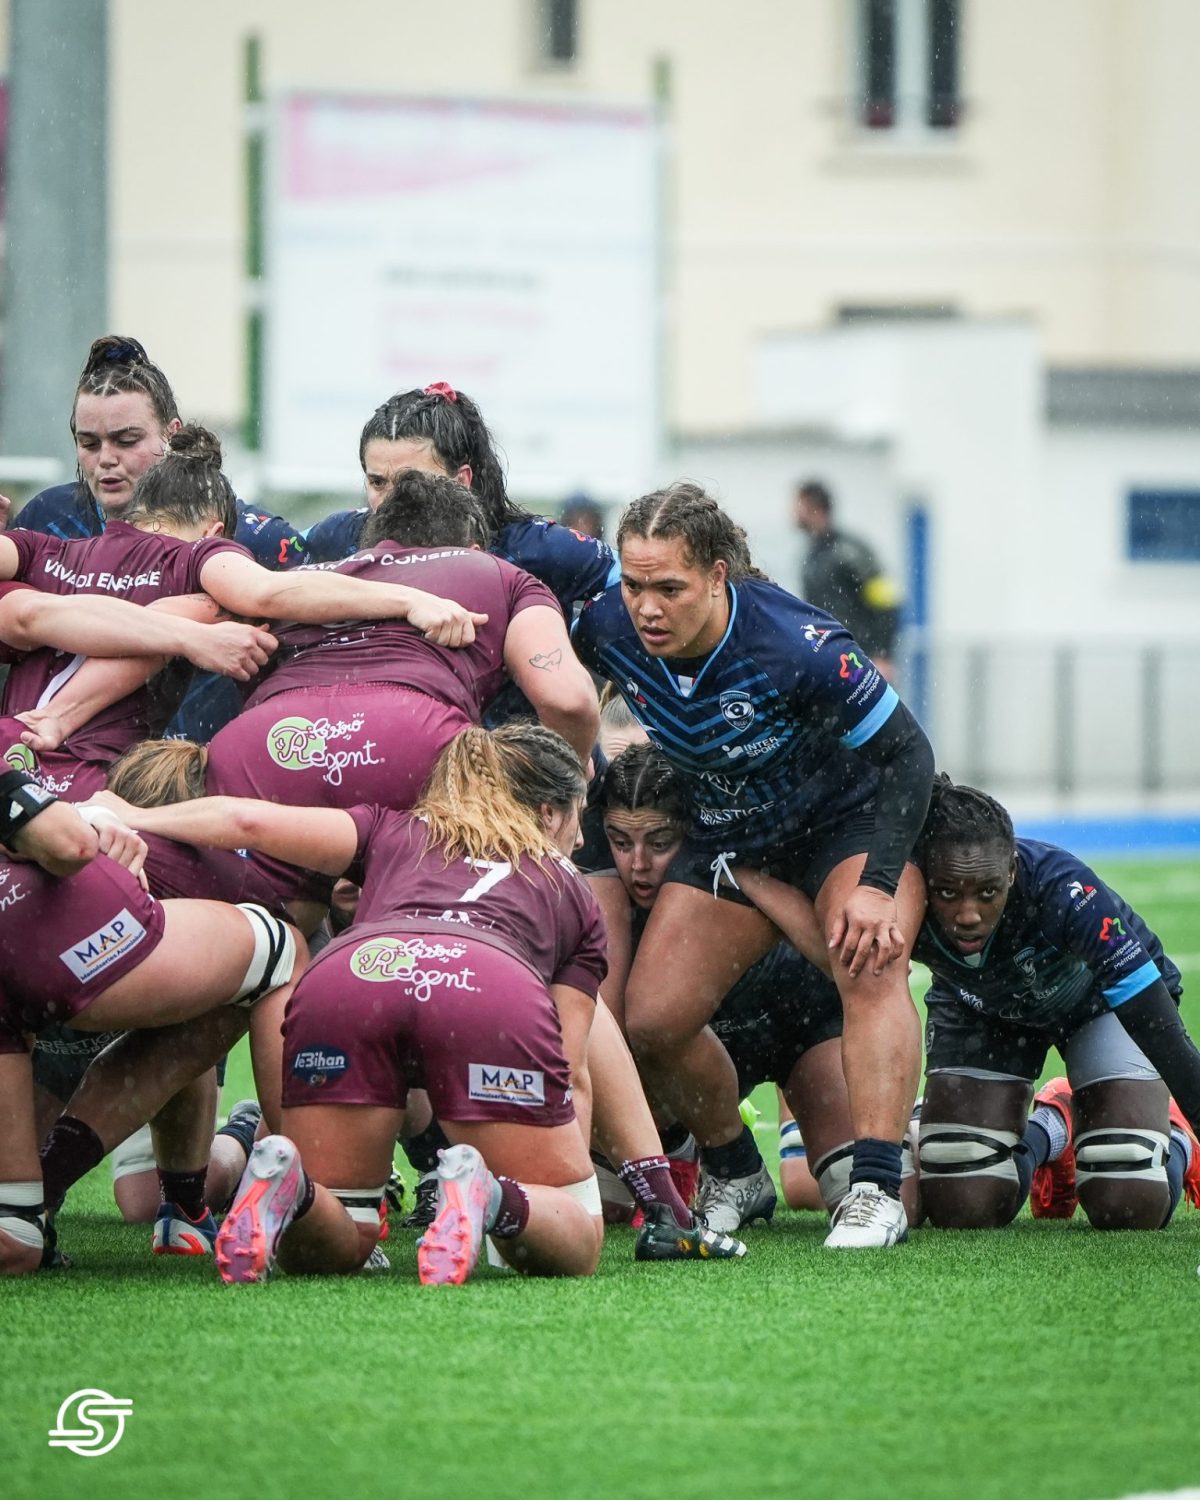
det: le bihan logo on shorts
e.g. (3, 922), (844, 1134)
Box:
(292, 1047), (349, 1087)
(468, 1064), (545, 1107)
(59, 910), (148, 984)
(48, 1389), (133, 1458)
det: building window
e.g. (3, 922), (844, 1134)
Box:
(1127, 490), (1200, 562)
(857, 0), (961, 134)
(538, 0), (578, 66)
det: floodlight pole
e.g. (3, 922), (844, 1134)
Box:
(1, 0), (108, 468)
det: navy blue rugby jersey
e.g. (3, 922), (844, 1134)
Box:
(307, 509), (619, 615)
(17, 482), (311, 570)
(915, 839), (1181, 1030)
(572, 580), (900, 853)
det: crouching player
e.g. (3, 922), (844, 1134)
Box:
(0, 774), (303, 1273)
(914, 776), (1200, 1231)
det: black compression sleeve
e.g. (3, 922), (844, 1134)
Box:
(1114, 980), (1200, 1132)
(0, 769), (57, 844)
(850, 701), (935, 897)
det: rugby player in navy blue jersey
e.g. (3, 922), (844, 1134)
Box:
(913, 776), (1200, 1231)
(574, 483), (934, 1248)
(304, 383), (620, 646)
(13, 336), (309, 740)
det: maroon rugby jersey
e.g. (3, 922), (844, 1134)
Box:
(0, 853), (165, 1044)
(142, 831), (331, 916)
(248, 543), (559, 721)
(1, 522), (247, 761)
(345, 804), (606, 997)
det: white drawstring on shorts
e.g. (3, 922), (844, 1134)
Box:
(709, 851), (741, 899)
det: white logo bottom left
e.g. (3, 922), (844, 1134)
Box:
(48, 1388), (133, 1457)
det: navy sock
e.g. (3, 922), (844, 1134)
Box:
(403, 1121), (451, 1175)
(40, 1116), (105, 1211)
(1163, 1133), (1187, 1226)
(700, 1124), (763, 1179)
(159, 1168), (208, 1221)
(659, 1122), (691, 1156)
(848, 1137), (903, 1200)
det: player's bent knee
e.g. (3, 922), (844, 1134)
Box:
(229, 905), (298, 1008)
(1076, 1127), (1170, 1231)
(918, 1121), (1022, 1228)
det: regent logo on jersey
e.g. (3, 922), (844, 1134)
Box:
(468, 1064), (546, 1106)
(719, 689), (755, 728)
(802, 624), (831, 651)
(59, 910), (149, 983)
(291, 1047), (349, 1086)
(839, 651), (866, 682)
(1099, 916), (1126, 942)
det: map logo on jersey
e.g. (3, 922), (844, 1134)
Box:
(291, 1047), (349, 1086)
(719, 690), (755, 729)
(839, 652), (866, 683)
(59, 910), (149, 984)
(468, 1064), (545, 1107)
(802, 624), (832, 652)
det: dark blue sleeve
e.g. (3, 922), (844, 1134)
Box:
(494, 520), (620, 614)
(1029, 850), (1163, 1007)
(305, 509), (366, 564)
(234, 501), (311, 571)
(14, 483), (101, 541)
(569, 587), (614, 673)
(780, 598), (901, 748)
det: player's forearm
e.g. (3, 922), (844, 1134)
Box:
(856, 704), (934, 896)
(11, 591), (194, 662)
(1115, 981), (1200, 1131)
(30, 656), (163, 744)
(535, 686), (601, 768)
(251, 574), (432, 624)
(108, 793), (351, 876)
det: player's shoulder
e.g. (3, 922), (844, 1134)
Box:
(306, 507), (367, 560)
(17, 482), (97, 534)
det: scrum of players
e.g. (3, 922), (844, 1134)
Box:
(0, 335), (1197, 1285)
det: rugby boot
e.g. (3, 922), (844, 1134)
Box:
(694, 1163), (776, 1233)
(400, 1170), (440, 1229)
(153, 1202), (219, 1256)
(1168, 1098), (1200, 1209)
(417, 1145), (491, 1286)
(823, 1182), (908, 1248)
(1029, 1076), (1077, 1220)
(215, 1135), (306, 1284)
(634, 1202), (747, 1261)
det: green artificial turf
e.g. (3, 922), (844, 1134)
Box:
(5, 857), (1199, 1500)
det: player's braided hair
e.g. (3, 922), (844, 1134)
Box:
(600, 742), (689, 827)
(916, 772), (1015, 869)
(359, 385), (521, 539)
(616, 482), (766, 582)
(107, 739), (209, 806)
(361, 469), (488, 550)
(416, 723), (586, 871)
(72, 335), (180, 432)
(123, 424), (238, 540)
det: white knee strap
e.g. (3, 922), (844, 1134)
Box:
(331, 1186), (387, 1226)
(0, 1181), (45, 1251)
(918, 1122), (1021, 1184)
(559, 1173), (602, 1216)
(1075, 1128), (1169, 1185)
(230, 904), (297, 1008)
(812, 1142), (854, 1213)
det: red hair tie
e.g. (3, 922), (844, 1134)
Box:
(423, 381), (458, 403)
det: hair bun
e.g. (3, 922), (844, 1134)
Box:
(168, 423), (223, 465)
(82, 334), (150, 376)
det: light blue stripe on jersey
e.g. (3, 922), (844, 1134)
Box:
(1103, 959), (1161, 1008)
(840, 683), (899, 749)
(605, 557), (622, 587)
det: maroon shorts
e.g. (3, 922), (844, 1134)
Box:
(281, 924), (575, 1127)
(206, 683), (471, 811)
(0, 719), (105, 803)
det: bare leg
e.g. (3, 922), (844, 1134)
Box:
(0, 1055), (48, 1276)
(624, 884), (778, 1147)
(588, 1000), (664, 1165)
(150, 1069), (220, 1174)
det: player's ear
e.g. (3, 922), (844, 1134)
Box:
(710, 558), (727, 592)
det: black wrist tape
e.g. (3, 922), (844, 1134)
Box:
(0, 768), (58, 844)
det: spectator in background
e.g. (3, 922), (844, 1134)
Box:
(561, 493), (606, 542)
(794, 480), (901, 682)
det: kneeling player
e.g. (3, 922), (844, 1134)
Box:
(914, 776), (1200, 1231)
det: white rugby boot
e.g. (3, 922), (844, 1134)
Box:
(694, 1164), (776, 1233)
(823, 1181), (908, 1249)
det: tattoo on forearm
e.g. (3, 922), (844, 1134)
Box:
(528, 649), (563, 671)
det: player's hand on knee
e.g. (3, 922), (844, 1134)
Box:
(830, 887), (904, 977)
